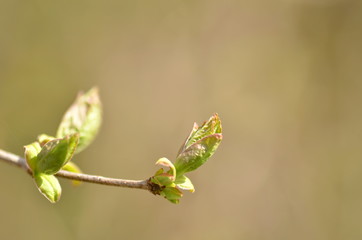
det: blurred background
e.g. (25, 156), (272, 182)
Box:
(0, 0), (362, 239)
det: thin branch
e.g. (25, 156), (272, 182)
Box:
(0, 149), (156, 193)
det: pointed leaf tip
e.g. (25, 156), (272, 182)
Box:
(155, 157), (176, 180)
(183, 113), (221, 149)
(34, 174), (61, 203)
(56, 87), (102, 154)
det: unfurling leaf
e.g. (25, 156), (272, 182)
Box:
(151, 158), (176, 187)
(175, 113), (222, 176)
(152, 173), (175, 187)
(177, 113), (222, 156)
(34, 173), (61, 203)
(175, 134), (222, 176)
(151, 114), (222, 204)
(177, 122), (199, 156)
(36, 134), (79, 175)
(56, 87), (102, 153)
(175, 175), (195, 192)
(22, 87), (104, 204)
(24, 142), (42, 171)
(155, 157), (176, 180)
(160, 186), (183, 204)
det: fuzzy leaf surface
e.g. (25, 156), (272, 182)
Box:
(24, 142), (42, 171)
(175, 133), (222, 176)
(161, 187), (183, 204)
(177, 113), (221, 157)
(36, 134), (79, 175)
(56, 87), (102, 153)
(34, 173), (61, 203)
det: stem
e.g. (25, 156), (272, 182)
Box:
(0, 149), (156, 193)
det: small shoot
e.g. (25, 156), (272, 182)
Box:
(24, 87), (102, 203)
(151, 114), (222, 203)
(22, 87), (222, 204)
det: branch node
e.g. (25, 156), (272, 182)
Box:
(147, 178), (164, 195)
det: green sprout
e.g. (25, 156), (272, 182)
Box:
(150, 114), (222, 203)
(24, 88), (101, 203)
(22, 87), (222, 204)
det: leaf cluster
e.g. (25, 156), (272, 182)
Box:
(23, 87), (222, 204)
(150, 114), (222, 203)
(24, 88), (101, 203)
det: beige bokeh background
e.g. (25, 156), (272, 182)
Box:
(1, 0), (362, 239)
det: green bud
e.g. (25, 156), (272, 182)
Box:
(177, 113), (222, 155)
(24, 142), (42, 172)
(155, 157), (176, 180)
(34, 173), (61, 203)
(56, 87), (102, 154)
(151, 158), (176, 188)
(175, 175), (195, 192)
(152, 173), (175, 187)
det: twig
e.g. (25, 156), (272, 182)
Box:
(0, 149), (155, 192)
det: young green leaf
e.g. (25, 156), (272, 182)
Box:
(56, 87), (102, 154)
(175, 133), (222, 176)
(175, 175), (195, 192)
(151, 158), (177, 188)
(177, 113), (222, 156)
(150, 114), (222, 204)
(36, 134), (79, 175)
(152, 173), (175, 187)
(160, 186), (183, 204)
(34, 173), (61, 203)
(155, 157), (176, 180)
(24, 142), (42, 171)
(177, 122), (199, 156)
